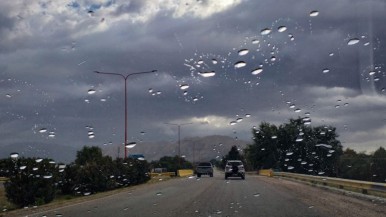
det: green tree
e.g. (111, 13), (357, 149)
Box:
(371, 147), (386, 182)
(75, 146), (104, 165)
(245, 118), (343, 176)
(4, 157), (58, 207)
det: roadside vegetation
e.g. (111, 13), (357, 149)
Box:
(0, 146), (150, 209)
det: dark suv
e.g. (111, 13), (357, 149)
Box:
(224, 160), (245, 180)
(195, 162), (214, 177)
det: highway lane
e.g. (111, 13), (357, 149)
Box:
(11, 171), (386, 217)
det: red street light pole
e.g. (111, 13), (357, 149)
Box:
(94, 70), (157, 158)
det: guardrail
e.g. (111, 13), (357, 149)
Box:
(272, 171), (386, 198)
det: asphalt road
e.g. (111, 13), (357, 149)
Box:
(10, 171), (386, 217)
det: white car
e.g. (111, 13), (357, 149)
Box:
(224, 160), (245, 180)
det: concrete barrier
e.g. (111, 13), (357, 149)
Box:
(259, 169), (273, 177)
(177, 169), (194, 177)
(150, 172), (176, 177)
(274, 172), (386, 198)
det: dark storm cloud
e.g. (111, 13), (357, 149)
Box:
(1, 0), (386, 158)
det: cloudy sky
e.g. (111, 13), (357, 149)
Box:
(1, 0), (385, 159)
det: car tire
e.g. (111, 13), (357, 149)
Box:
(241, 175), (245, 180)
(210, 173), (213, 177)
(225, 174), (228, 180)
(197, 173), (201, 178)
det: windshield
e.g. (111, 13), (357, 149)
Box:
(1, 0), (386, 216)
(198, 162), (212, 167)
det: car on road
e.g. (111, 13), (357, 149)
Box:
(195, 162), (213, 177)
(225, 160), (245, 180)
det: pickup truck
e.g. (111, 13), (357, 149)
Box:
(195, 162), (214, 177)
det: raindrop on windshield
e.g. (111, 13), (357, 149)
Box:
(260, 28), (272, 35)
(238, 49), (249, 56)
(88, 89), (96, 94)
(212, 59), (218, 64)
(36, 158), (43, 163)
(309, 10), (319, 17)
(199, 71), (216, 77)
(180, 84), (190, 90)
(322, 68), (330, 74)
(252, 39), (260, 44)
(230, 121), (237, 126)
(236, 118), (243, 122)
(156, 192), (163, 196)
(288, 166), (295, 170)
(234, 61), (247, 68)
(278, 26), (287, 32)
(39, 128), (48, 133)
(125, 142), (137, 149)
(294, 108), (302, 113)
(253, 193), (261, 197)
(347, 38), (360, 45)
(245, 114), (251, 117)
(271, 136), (277, 139)
(10, 153), (19, 158)
(286, 152), (294, 156)
(251, 68), (263, 75)
(369, 71), (376, 76)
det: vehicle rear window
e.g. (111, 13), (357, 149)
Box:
(198, 162), (211, 166)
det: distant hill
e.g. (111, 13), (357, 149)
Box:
(0, 135), (250, 164)
(102, 135), (250, 162)
(0, 142), (77, 163)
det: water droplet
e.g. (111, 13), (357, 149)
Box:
(39, 128), (48, 133)
(369, 71), (376, 76)
(20, 165), (27, 170)
(6, 94), (12, 98)
(180, 84), (189, 90)
(48, 132), (56, 138)
(199, 71), (216, 77)
(322, 68), (330, 74)
(234, 61), (247, 68)
(212, 59), (218, 64)
(236, 118), (243, 123)
(88, 89), (96, 94)
(10, 153), (19, 158)
(245, 114), (251, 117)
(238, 49), (249, 56)
(309, 10), (319, 17)
(301, 161), (307, 165)
(296, 137), (303, 142)
(100, 98), (106, 102)
(253, 193), (260, 197)
(252, 39), (260, 44)
(251, 68), (263, 75)
(271, 136), (277, 139)
(125, 142), (136, 149)
(270, 56), (276, 62)
(83, 192), (91, 196)
(288, 166), (295, 170)
(43, 174), (53, 179)
(148, 88), (153, 93)
(156, 192), (163, 196)
(289, 104), (296, 109)
(278, 26), (287, 32)
(88, 134), (95, 139)
(286, 152), (294, 156)
(318, 171), (325, 175)
(347, 38), (360, 45)
(230, 121), (237, 126)
(260, 28), (272, 35)
(294, 108), (302, 113)
(36, 158), (43, 163)
(138, 157), (145, 161)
